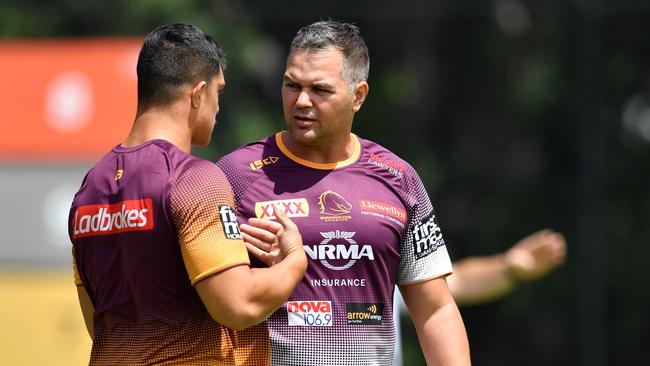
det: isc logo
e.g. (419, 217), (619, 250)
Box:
(249, 156), (279, 170)
(286, 300), (332, 327)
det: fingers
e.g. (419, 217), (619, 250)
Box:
(272, 204), (298, 232)
(240, 223), (278, 246)
(245, 242), (272, 267)
(241, 231), (272, 252)
(245, 217), (282, 234)
(547, 232), (567, 264)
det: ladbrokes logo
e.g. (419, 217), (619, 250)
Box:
(346, 302), (384, 325)
(255, 198), (309, 219)
(318, 190), (352, 222)
(72, 199), (154, 239)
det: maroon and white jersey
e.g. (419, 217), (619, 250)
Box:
(217, 132), (452, 366)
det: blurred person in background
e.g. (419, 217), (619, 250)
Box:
(393, 229), (566, 365)
(218, 20), (470, 365)
(68, 23), (306, 365)
(449, 228), (566, 305)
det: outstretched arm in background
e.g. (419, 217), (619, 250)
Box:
(447, 229), (566, 306)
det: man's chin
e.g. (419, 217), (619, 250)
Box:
(288, 128), (319, 145)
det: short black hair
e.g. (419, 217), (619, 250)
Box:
(290, 20), (369, 83)
(136, 23), (226, 109)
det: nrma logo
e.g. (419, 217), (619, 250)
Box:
(304, 231), (374, 270)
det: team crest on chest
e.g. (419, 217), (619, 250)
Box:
(318, 190), (352, 222)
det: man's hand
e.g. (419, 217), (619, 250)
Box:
(196, 204), (306, 330)
(240, 204), (305, 267)
(504, 229), (567, 281)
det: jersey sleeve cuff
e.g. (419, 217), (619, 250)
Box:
(190, 260), (250, 286)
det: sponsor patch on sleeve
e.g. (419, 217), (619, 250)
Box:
(219, 205), (242, 240)
(412, 211), (444, 259)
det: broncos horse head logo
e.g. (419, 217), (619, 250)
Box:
(318, 190), (352, 216)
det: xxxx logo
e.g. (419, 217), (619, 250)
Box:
(255, 198), (309, 219)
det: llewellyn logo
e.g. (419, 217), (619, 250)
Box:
(359, 199), (406, 227)
(318, 190), (352, 222)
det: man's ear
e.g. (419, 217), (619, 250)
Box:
(190, 80), (208, 109)
(352, 81), (369, 112)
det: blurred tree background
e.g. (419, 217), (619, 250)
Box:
(1, 0), (649, 365)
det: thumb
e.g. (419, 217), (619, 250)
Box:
(273, 203), (297, 231)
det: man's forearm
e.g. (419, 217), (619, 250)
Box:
(195, 249), (306, 330)
(246, 250), (307, 322)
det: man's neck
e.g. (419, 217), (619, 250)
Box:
(281, 131), (356, 164)
(122, 106), (192, 153)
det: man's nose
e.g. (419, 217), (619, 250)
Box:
(296, 90), (312, 107)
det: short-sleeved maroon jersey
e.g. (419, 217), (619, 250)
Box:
(69, 139), (269, 365)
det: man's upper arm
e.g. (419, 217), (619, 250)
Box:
(169, 160), (250, 285)
(399, 277), (471, 366)
(397, 167), (453, 285)
(399, 276), (454, 317)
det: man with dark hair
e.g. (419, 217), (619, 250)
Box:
(218, 20), (471, 365)
(69, 23), (307, 365)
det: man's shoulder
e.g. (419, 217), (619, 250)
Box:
(359, 137), (411, 163)
(221, 135), (275, 158)
(358, 136), (417, 177)
(217, 134), (277, 172)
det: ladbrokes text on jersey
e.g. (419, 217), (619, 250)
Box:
(72, 199), (154, 238)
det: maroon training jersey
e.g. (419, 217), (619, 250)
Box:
(217, 132), (452, 365)
(69, 139), (269, 365)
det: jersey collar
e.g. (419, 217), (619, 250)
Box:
(275, 132), (361, 170)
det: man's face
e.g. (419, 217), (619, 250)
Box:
(282, 48), (359, 148)
(192, 71), (225, 147)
